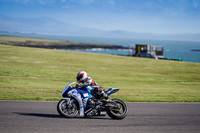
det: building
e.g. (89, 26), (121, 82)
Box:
(134, 44), (164, 59)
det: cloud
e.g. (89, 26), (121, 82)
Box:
(14, 0), (57, 5)
(60, 0), (67, 3)
(108, 0), (116, 6)
(37, 0), (56, 5)
(79, 0), (95, 4)
(11, 0), (115, 6)
(76, 0), (116, 6)
(14, 0), (31, 3)
(193, 0), (199, 8)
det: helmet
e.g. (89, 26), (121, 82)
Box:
(76, 71), (88, 83)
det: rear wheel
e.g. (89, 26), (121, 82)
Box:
(107, 99), (128, 119)
(57, 99), (78, 118)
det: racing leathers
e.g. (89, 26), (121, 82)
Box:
(76, 77), (111, 102)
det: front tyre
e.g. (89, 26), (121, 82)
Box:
(57, 99), (78, 118)
(107, 99), (128, 119)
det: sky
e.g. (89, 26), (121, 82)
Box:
(0, 0), (200, 34)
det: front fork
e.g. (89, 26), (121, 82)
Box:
(62, 97), (84, 117)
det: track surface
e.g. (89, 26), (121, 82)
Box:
(0, 101), (200, 133)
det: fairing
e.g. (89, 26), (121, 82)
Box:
(61, 82), (120, 117)
(105, 88), (120, 96)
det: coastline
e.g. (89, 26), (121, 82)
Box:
(0, 35), (129, 50)
(1, 34), (200, 63)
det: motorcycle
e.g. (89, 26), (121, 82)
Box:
(57, 81), (128, 119)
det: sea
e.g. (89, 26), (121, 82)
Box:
(1, 33), (200, 63)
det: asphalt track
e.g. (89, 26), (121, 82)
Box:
(0, 101), (200, 133)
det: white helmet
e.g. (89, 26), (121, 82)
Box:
(76, 71), (88, 83)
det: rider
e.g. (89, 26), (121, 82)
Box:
(76, 71), (111, 103)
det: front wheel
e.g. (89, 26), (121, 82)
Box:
(107, 99), (128, 119)
(57, 99), (78, 118)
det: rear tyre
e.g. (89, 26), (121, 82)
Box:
(107, 99), (128, 119)
(57, 99), (78, 118)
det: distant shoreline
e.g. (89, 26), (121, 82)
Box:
(0, 35), (129, 50)
(191, 49), (200, 52)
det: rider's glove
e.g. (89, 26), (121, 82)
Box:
(76, 83), (90, 88)
(76, 84), (81, 88)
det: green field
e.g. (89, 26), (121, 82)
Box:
(0, 37), (200, 102)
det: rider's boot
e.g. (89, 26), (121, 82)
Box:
(102, 93), (112, 103)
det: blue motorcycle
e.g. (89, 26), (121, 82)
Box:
(57, 82), (128, 119)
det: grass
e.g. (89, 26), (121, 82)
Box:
(0, 37), (200, 102)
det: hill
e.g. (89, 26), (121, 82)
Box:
(1, 14), (200, 42)
(0, 44), (200, 102)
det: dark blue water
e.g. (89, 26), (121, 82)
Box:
(1, 33), (200, 63)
